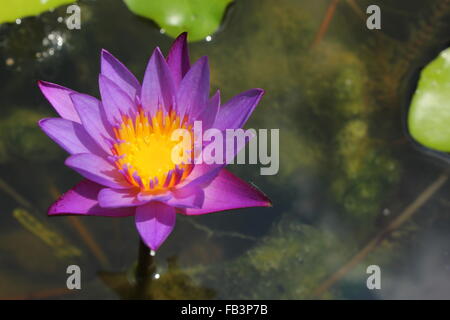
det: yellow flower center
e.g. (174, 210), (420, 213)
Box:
(112, 108), (193, 192)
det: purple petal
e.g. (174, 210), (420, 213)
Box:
(99, 74), (136, 125)
(70, 93), (113, 154)
(167, 188), (204, 209)
(141, 47), (176, 116)
(38, 81), (80, 123)
(137, 192), (172, 203)
(49, 179), (135, 217)
(221, 129), (256, 165)
(101, 49), (141, 100)
(176, 164), (222, 193)
(65, 153), (130, 189)
(196, 90), (220, 129)
(185, 126), (252, 178)
(176, 56), (210, 119)
(38, 118), (106, 156)
(166, 32), (190, 87)
(135, 202), (176, 251)
(183, 169), (271, 215)
(98, 187), (152, 208)
(213, 89), (265, 130)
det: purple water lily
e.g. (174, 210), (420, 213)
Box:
(38, 33), (271, 251)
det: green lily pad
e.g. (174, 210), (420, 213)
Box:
(0, 0), (75, 24)
(408, 47), (450, 152)
(123, 0), (233, 42)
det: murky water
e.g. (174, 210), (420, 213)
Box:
(0, 0), (450, 299)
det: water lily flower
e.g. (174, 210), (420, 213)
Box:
(38, 33), (271, 251)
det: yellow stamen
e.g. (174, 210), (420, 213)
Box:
(112, 108), (193, 192)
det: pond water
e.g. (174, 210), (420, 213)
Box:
(0, 0), (450, 299)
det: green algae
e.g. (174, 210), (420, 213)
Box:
(0, 0), (449, 300)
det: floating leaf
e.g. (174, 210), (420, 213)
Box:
(123, 0), (233, 42)
(408, 48), (450, 152)
(0, 0), (75, 24)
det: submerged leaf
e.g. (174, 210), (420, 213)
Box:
(0, 109), (61, 164)
(13, 208), (82, 259)
(0, 0), (75, 24)
(123, 0), (233, 42)
(408, 48), (450, 152)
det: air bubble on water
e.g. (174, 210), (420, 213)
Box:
(5, 58), (14, 66)
(37, 32), (67, 61)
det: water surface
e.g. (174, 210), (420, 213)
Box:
(0, 0), (450, 299)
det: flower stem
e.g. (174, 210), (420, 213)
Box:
(134, 239), (155, 299)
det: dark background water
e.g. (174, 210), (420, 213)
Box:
(0, 0), (450, 299)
